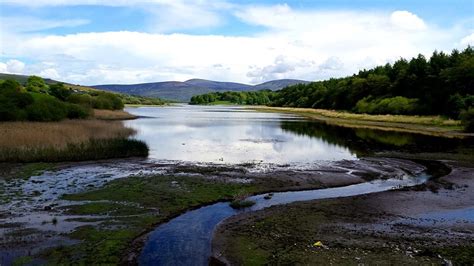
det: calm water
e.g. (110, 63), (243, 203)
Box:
(125, 105), (356, 164)
(139, 173), (431, 266)
(125, 105), (470, 165)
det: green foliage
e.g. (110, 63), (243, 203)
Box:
(90, 92), (124, 110)
(190, 47), (472, 118)
(26, 94), (69, 121)
(49, 83), (71, 101)
(355, 96), (418, 115)
(460, 108), (474, 132)
(66, 103), (92, 119)
(0, 79), (33, 120)
(26, 75), (48, 92)
(0, 75), (132, 122)
(190, 90), (276, 105)
(67, 93), (94, 106)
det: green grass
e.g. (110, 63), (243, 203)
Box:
(43, 175), (259, 264)
(252, 106), (470, 138)
(0, 138), (148, 163)
(206, 100), (234, 105)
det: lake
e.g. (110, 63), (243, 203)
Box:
(125, 105), (468, 166)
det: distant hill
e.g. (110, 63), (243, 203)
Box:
(0, 73), (58, 85)
(93, 79), (309, 102)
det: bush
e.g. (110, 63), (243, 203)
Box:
(92, 93), (124, 110)
(49, 83), (72, 101)
(26, 76), (48, 93)
(0, 79), (33, 121)
(460, 108), (474, 132)
(67, 94), (94, 107)
(66, 103), (92, 119)
(26, 94), (69, 121)
(355, 96), (418, 115)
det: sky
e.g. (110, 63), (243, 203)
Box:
(0, 0), (473, 85)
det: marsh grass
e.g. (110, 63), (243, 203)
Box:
(0, 120), (148, 162)
(262, 107), (461, 126)
(93, 109), (137, 120)
(252, 106), (471, 138)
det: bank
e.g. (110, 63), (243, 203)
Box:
(250, 106), (473, 139)
(212, 160), (474, 265)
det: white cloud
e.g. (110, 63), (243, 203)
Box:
(390, 11), (427, 31)
(0, 4), (470, 85)
(4, 59), (26, 74)
(0, 63), (7, 73)
(319, 57), (344, 71)
(247, 55), (314, 83)
(39, 68), (60, 79)
(460, 33), (474, 46)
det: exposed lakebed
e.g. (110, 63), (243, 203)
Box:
(0, 105), (472, 265)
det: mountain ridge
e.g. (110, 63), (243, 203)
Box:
(93, 78), (310, 102)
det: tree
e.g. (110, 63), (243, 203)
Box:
(26, 76), (48, 93)
(49, 83), (71, 101)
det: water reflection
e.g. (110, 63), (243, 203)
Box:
(125, 105), (355, 164)
(280, 121), (473, 155)
(125, 105), (472, 164)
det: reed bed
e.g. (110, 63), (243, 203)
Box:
(258, 107), (460, 126)
(93, 109), (137, 120)
(0, 120), (148, 162)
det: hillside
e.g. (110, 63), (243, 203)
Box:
(0, 73), (166, 105)
(93, 79), (309, 102)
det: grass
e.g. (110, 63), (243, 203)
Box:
(42, 174), (259, 264)
(252, 106), (470, 138)
(0, 120), (148, 162)
(93, 109), (137, 120)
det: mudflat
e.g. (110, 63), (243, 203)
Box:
(212, 160), (474, 265)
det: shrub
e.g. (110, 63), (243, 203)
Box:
(26, 95), (68, 121)
(26, 76), (48, 93)
(67, 94), (94, 107)
(49, 83), (72, 101)
(66, 103), (92, 119)
(460, 108), (474, 132)
(355, 96), (418, 115)
(92, 92), (124, 110)
(0, 79), (33, 121)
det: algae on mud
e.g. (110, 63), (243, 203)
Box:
(212, 161), (474, 265)
(43, 174), (260, 264)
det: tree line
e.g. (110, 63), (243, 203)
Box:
(190, 90), (276, 105)
(190, 47), (474, 131)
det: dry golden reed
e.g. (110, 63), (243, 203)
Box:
(0, 120), (136, 150)
(93, 109), (137, 120)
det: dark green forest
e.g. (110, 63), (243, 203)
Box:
(190, 90), (276, 105)
(190, 47), (474, 131)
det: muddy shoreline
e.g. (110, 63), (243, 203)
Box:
(122, 157), (427, 265)
(212, 160), (474, 265)
(0, 157), (427, 265)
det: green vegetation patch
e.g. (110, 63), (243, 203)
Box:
(43, 174), (259, 264)
(0, 138), (148, 163)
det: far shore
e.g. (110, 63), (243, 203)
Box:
(249, 106), (473, 139)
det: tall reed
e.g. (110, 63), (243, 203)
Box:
(0, 120), (148, 162)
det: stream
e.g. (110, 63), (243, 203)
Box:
(139, 172), (430, 265)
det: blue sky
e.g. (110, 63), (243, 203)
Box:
(1, 0), (473, 85)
